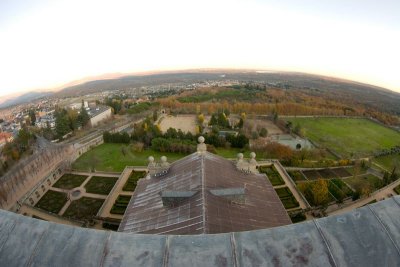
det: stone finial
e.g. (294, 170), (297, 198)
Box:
(249, 152), (258, 173)
(197, 136), (207, 153)
(237, 153), (244, 161)
(148, 156), (156, 170)
(198, 136), (205, 144)
(236, 152), (246, 170)
(160, 156), (170, 168)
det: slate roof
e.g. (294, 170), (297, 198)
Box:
(0, 197), (400, 266)
(118, 152), (291, 234)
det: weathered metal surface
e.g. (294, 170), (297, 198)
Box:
(119, 152), (291, 234)
(1, 196), (400, 266)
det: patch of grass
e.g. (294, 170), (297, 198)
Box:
(72, 143), (186, 172)
(63, 197), (104, 220)
(85, 176), (118, 195)
(287, 117), (400, 158)
(53, 174), (88, 190)
(288, 171), (306, 181)
(275, 187), (292, 198)
(123, 171), (146, 191)
(274, 186), (299, 209)
(330, 179), (354, 196)
(345, 174), (383, 192)
(110, 195), (132, 215)
(35, 190), (68, 214)
(373, 154), (400, 173)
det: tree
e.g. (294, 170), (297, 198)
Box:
(153, 110), (158, 122)
(198, 114), (205, 125)
(29, 110), (36, 126)
(55, 112), (70, 138)
(78, 102), (90, 127)
(312, 179), (329, 206)
(259, 127), (268, 137)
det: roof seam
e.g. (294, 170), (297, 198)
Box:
(163, 236), (170, 267)
(201, 154), (207, 234)
(392, 196), (400, 208)
(367, 204), (400, 257)
(230, 232), (238, 267)
(0, 219), (17, 252)
(99, 231), (112, 267)
(25, 223), (52, 267)
(313, 219), (338, 267)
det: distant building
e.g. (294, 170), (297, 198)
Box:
(69, 101), (88, 110)
(88, 105), (112, 127)
(35, 115), (56, 129)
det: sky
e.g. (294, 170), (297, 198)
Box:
(0, 0), (399, 97)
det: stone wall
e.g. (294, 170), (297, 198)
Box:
(0, 144), (74, 210)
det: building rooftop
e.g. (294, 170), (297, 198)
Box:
(87, 105), (111, 118)
(119, 152), (291, 234)
(0, 196), (399, 266)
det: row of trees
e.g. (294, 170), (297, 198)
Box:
(151, 138), (196, 154)
(103, 131), (130, 144)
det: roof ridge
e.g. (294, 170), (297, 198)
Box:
(201, 154), (207, 234)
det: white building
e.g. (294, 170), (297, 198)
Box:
(69, 101), (89, 110)
(88, 106), (112, 127)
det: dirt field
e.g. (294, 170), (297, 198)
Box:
(159, 115), (197, 134)
(245, 119), (283, 135)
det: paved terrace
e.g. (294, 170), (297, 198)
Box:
(1, 196), (400, 266)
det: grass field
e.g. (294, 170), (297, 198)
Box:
(344, 174), (383, 192)
(373, 154), (400, 173)
(85, 176), (118, 195)
(72, 143), (255, 172)
(72, 144), (186, 172)
(53, 174), (88, 190)
(287, 117), (400, 158)
(35, 190), (68, 214)
(63, 197), (104, 220)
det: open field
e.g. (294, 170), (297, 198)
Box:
(72, 144), (186, 172)
(63, 197), (104, 220)
(53, 174), (88, 190)
(287, 117), (400, 158)
(72, 143), (258, 172)
(373, 154), (400, 173)
(85, 176), (118, 195)
(245, 118), (283, 135)
(35, 190), (68, 214)
(159, 115), (197, 134)
(344, 174), (383, 192)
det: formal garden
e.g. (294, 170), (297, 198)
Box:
(53, 174), (88, 189)
(35, 190), (68, 214)
(110, 195), (132, 215)
(63, 197), (105, 220)
(84, 176), (118, 195)
(274, 187), (299, 209)
(259, 165), (285, 186)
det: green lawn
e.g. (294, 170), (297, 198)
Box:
(287, 117), (400, 158)
(72, 144), (186, 172)
(53, 174), (88, 190)
(72, 143), (256, 172)
(35, 190), (68, 214)
(123, 171), (146, 191)
(63, 197), (104, 220)
(345, 174), (383, 192)
(373, 154), (400, 173)
(85, 176), (118, 195)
